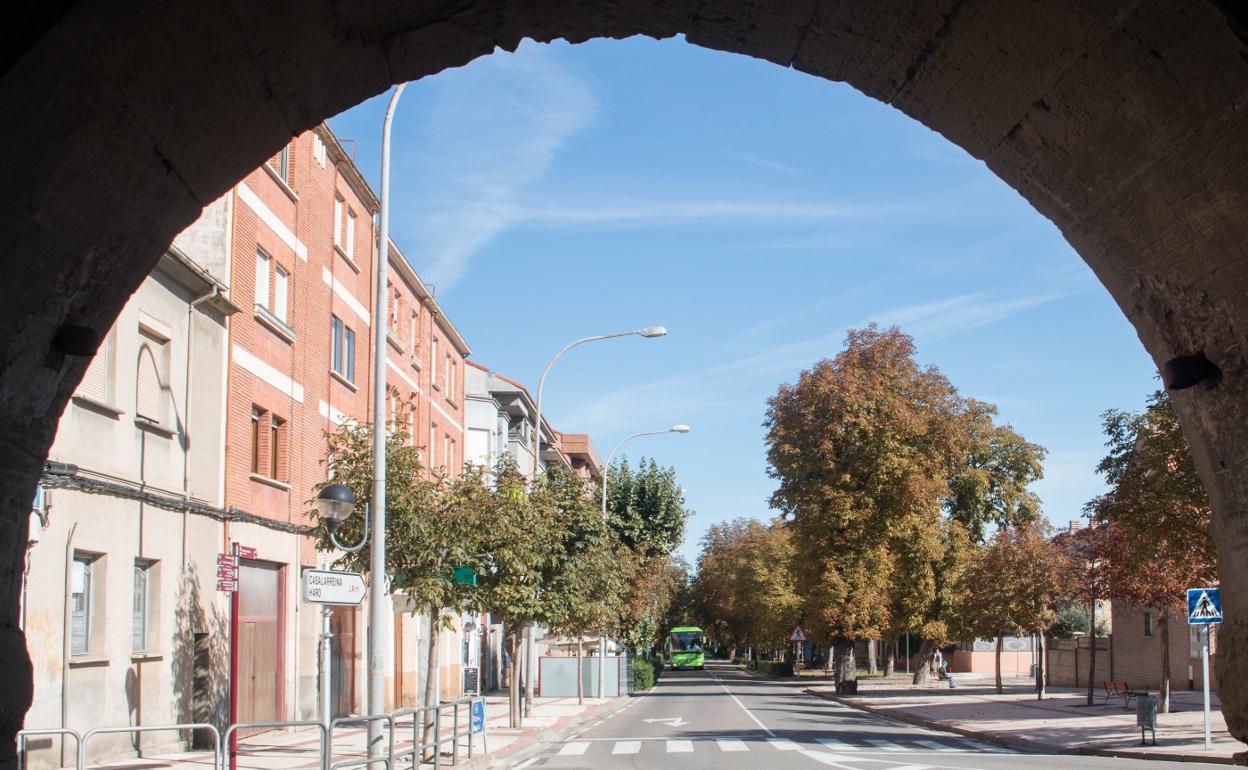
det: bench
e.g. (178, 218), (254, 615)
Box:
(1102, 681), (1148, 709)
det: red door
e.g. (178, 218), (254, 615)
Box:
(235, 560), (283, 734)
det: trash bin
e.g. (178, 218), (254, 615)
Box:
(836, 680), (858, 695)
(1137, 694), (1158, 745)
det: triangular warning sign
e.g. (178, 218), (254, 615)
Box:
(789, 625), (807, 642)
(1191, 591), (1220, 620)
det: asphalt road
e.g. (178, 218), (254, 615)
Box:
(506, 661), (1227, 770)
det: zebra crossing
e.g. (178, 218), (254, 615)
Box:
(552, 733), (1004, 758)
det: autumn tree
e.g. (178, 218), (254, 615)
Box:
(766, 326), (1046, 685)
(1087, 390), (1216, 712)
(692, 519), (800, 659)
(1053, 521), (1111, 705)
(961, 522), (1068, 694)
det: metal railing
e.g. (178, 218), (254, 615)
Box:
(224, 720), (327, 770)
(16, 728), (81, 770)
(81, 724), (221, 770)
(20, 698), (488, 770)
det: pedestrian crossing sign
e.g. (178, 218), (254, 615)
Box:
(1187, 587), (1222, 624)
(789, 625), (807, 642)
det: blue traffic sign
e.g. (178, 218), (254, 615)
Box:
(1187, 587), (1222, 624)
(470, 699), (485, 734)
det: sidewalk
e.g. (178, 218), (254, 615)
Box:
(806, 671), (1248, 764)
(76, 693), (628, 770)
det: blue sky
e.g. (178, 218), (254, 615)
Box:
(330, 36), (1159, 565)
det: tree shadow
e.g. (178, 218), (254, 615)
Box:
(170, 561), (230, 750)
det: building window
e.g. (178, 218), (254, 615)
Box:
(250, 407), (262, 474)
(277, 145), (290, 183)
(273, 265), (289, 323)
(312, 134), (327, 168)
(254, 249), (270, 307)
(431, 338), (439, 386)
(446, 355), (454, 395)
(78, 329), (114, 405)
(410, 311), (419, 352)
(331, 315), (356, 383)
(132, 561), (151, 652)
(136, 329), (169, 426)
(430, 423), (438, 466)
(270, 416), (285, 480)
(1144, 612), (1154, 638)
(345, 209), (357, 259)
(71, 555), (95, 655)
(333, 197), (343, 250)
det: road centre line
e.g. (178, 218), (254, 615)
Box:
(707, 667), (776, 737)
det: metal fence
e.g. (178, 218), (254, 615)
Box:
(18, 698), (488, 770)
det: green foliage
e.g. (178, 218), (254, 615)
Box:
(1049, 602), (1108, 639)
(630, 656), (659, 692)
(755, 660), (794, 678)
(694, 518), (801, 652)
(604, 457), (688, 559)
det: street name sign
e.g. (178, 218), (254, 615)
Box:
(217, 553), (238, 567)
(1187, 587), (1222, 624)
(217, 579), (238, 593)
(233, 543), (257, 560)
(303, 569), (366, 605)
(789, 626), (807, 643)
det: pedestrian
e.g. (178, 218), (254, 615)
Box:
(938, 657), (956, 689)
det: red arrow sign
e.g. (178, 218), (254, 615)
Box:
(233, 543), (257, 560)
(217, 554), (238, 567)
(217, 579), (238, 593)
(217, 565), (238, 580)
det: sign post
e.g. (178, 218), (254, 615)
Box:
(1187, 587), (1222, 751)
(305, 569), (368, 727)
(789, 626), (807, 667)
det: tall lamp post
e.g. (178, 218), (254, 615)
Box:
(366, 81), (406, 755)
(523, 326), (666, 716)
(597, 425), (690, 698)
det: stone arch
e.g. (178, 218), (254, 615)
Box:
(3, 0), (1248, 758)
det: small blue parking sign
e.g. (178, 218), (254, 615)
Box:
(470, 699), (485, 734)
(1187, 587), (1222, 624)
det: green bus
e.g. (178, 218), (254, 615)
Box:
(665, 626), (707, 670)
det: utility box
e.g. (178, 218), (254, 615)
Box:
(1137, 694), (1158, 745)
(836, 680), (859, 695)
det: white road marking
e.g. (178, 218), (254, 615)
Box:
(510, 759), (539, 769)
(863, 737), (909, 751)
(817, 737), (860, 751)
(717, 738), (749, 752)
(768, 738), (800, 751)
(666, 740), (693, 753)
(557, 742), (589, 756)
(914, 739), (960, 752)
(707, 667), (776, 737)
(799, 751), (862, 769)
(612, 741), (641, 755)
(644, 717), (690, 727)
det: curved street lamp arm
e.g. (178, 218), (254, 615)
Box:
(601, 429), (680, 520)
(328, 502), (371, 554)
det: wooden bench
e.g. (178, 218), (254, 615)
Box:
(1102, 681), (1148, 709)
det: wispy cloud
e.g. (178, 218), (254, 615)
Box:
(556, 279), (1088, 435)
(515, 197), (902, 228)
(727, 150), (804, 176)
(401, 43), (597, 290)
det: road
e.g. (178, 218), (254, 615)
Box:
(507, 661), (1226, 770)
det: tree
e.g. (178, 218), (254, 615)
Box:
(1087, 390), (1215, 712)
(1053, 521), (1111, 705)
(692, 519), (800, 659)
(311, 399), (499, 744)
(764, 326), (1046, 685)
(961, 522), (1068, 694)
(604, 457), (688, 559)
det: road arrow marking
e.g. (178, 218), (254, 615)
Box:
(643, 717), (690, 727)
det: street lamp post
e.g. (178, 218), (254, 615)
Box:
(596, 425), (690, 698)
(367, 82), (406, 755)
(313, 484), (367, 729)
(523, 326), (666, 716)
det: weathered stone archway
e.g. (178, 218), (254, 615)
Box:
(4, 0), (1248, 761)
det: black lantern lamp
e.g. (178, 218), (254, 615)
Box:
(315, 483), (368, 552)
(1163, 353), (1221, 391)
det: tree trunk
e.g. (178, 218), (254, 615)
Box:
(576, 636), (584, 705)
(508, 632), (522, 729)
(1086, 600), (1097, 706)
(867, 639), (878, 676)
(1161, 611), (1172, 713)
(884, 636), (896, 677)
(995, 632), (1004, 694)
(834, 639), (856, 684)
(422, 606), (441, 756)
(912, 638), (935, 685)
(1036, 631), (1047, 700)
(728, 644), (737, 662)
(524, 625), (533, 717)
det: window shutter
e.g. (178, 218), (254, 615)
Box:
(255, 251), (270, 307)
(132, 564), (148, 652)
(274, 266), (289, 323)
(71, 559), (90, 654)
(78, 334), (110, 402)
(136, 337), (164, 423)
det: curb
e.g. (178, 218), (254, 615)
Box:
(804, 688), (1240, 766)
